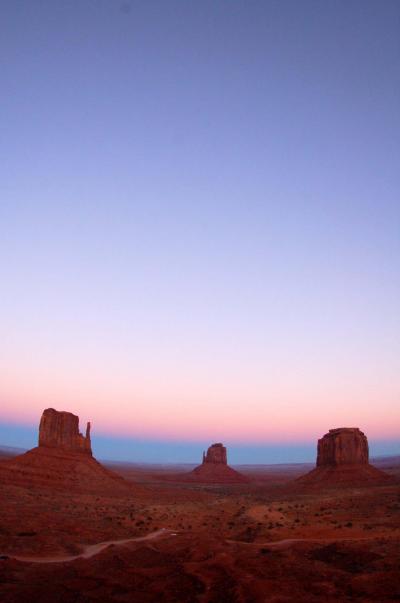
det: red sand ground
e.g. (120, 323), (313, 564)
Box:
(0, 450), (399, 602)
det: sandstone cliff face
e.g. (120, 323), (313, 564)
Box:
(203, 443), (227, 465)
(317, 427), (368, 467)
(297, 426), (392, 487)
(38, 408), (92, 455)
(0, 408), (142, 493)
(186, 442), (248, 483)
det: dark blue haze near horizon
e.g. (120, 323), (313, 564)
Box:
(0, 421), (398, 464)
(0, 0), (399, 463)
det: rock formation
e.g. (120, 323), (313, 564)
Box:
(297, 427), (392, 487)
(202, 443), (228, 465)
(185, 443), (248, 483)
(0, 408), (140, 493)
(39, 408), (92, 455)
(316, 427), (369, 466)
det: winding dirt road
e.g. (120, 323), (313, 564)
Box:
(2, 531), (381, 564)
(2, 528), (177, 564)
(226, 535), (379, 550)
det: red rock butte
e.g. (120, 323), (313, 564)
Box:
(39, 408), (92, 455)
(0, 408), (140, 493)
(202, 442), (227, 464)
(186, 443), (248, 483)
(317, 427), (369, 466)
(297, 427), (392, 487)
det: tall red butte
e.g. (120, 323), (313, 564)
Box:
(39, 408), (92, 454)
(0, 408), (136, 493)
(185, 443), (248, 483)
(297, 427), (392, 486)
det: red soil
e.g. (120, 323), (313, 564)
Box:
(0, 450), (399, 602)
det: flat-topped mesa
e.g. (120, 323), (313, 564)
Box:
(296, 426), (392, 488)
(203, 443), (227, 465)
(38, 408), (92, 455)
(185, 442), (248, 483)
(0, 408), (145, 493)
(317, 427), (369, 467)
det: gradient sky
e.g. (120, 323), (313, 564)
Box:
(1, 1), (399, 462)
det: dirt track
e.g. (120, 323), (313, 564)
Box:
(2, 528), (176, 563)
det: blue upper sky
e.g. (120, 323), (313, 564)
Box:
(1, 1), (399, 462)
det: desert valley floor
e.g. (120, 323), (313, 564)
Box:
(0, 449), (399, 603)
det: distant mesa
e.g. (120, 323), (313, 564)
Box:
(297, 427), (393, 487)
(202, 442), (227, 465)
(185, 443), (248, 483)
(39, 407), (92, 455)
(316, 427), (369, 467)
(0, 408), (138, 493)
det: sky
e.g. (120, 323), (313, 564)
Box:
(0, 0), (399, 463)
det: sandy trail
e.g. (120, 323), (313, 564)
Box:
(2, 528), (177, 564)
(226, 535), (380, 550)
(2, 532), (382, 564)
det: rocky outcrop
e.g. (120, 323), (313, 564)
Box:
(297, 427), (392, 487)
(185, 443), (248, 483)
(39, 408), (92, 455)
(317, 428), (369, 466)
(202, 443), (227, 465)
(0, 408), (142, 494)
